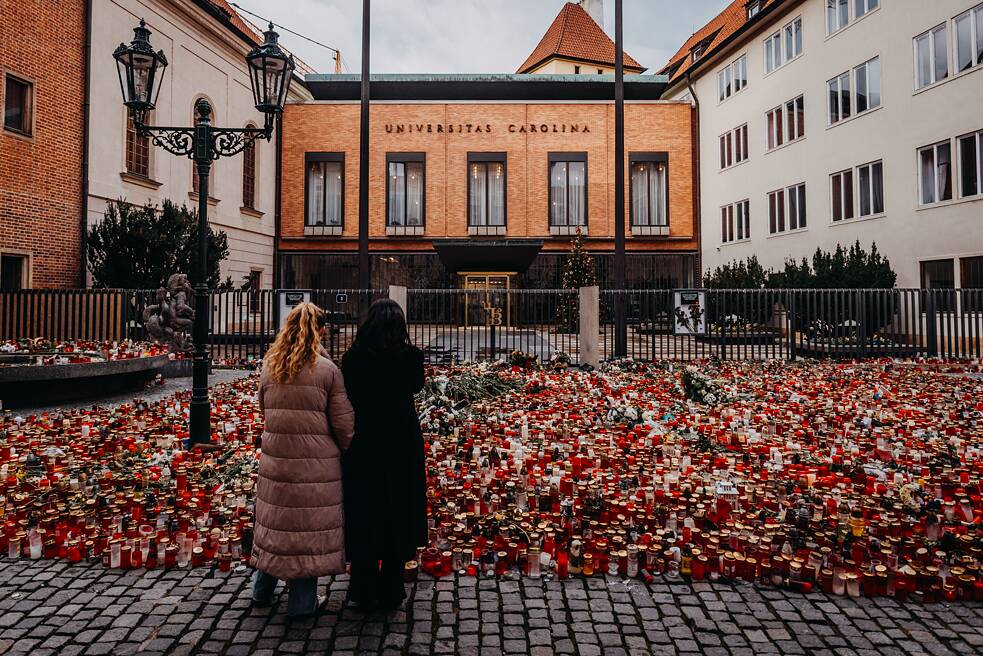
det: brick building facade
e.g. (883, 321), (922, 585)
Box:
(279, 75), (698, 290)
(0, 0), (87, 289)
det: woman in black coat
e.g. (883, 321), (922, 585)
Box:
(341, 299), (428, 609)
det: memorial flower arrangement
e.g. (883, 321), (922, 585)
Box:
(2, 358), (983, 603)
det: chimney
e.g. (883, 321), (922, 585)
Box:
(579, 0), (606, 33)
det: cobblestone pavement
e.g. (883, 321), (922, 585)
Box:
(1, 560), (981, 656)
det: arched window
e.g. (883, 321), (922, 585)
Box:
(125, 112), (151, 178)
(242, 122), (257, 210)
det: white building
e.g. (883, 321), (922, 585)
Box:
(86, 0), (311, 289)
(660, 0), (983, 289)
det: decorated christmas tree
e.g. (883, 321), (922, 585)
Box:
(556, 228), (596, 333)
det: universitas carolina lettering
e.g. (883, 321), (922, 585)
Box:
(384, 123), (590, 134)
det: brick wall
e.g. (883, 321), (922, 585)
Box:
(0, 0), (86, 288)
(279, 101), (696, 255)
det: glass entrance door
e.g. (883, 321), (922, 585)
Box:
(461, 273), (512, 327)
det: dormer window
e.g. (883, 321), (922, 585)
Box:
(747, 1), (761, 20)
(692, 44), (705, 62)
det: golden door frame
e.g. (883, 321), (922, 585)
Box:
(461, 272), (514, 327)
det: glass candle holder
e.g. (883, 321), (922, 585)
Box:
(846, 573), (861, 597)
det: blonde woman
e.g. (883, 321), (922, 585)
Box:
(251, 302), (354, 618)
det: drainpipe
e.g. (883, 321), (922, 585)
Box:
(80, 0), (93, 287)
(685, 72), (701, 287)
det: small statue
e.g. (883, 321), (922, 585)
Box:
(143, 273), (195, 353)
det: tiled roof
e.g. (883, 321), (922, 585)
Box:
(659, 0), (783, 83)
(517, 2), (645, 74)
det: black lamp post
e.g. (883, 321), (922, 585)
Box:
(113, 20), (294, 447)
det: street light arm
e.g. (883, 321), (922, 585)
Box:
(209, 123), (274, 159)
(136, 124), (197, 158)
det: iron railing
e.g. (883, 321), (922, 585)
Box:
(2, 287), (982, 364)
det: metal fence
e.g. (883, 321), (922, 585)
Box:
(600, 288), (983, 361)
(3, 287), (982, 364)
(406, 288), (579, 364)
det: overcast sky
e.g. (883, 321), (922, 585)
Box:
(231, 0), (731, 75)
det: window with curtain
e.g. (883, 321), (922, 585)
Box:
(387, 154), (425, 229)
(954, 4), (983, 73)
(468, 154), (506, 230)
(921, 259), (955, 289)
(769, 183), (806, 234)
(126, 114), (151, 178)
(919, 141), (953, 204)
(854, 57), (881, 113)
(857, 161), (884, 216)
(548, 153), (587, 231)
(721, 200), (750, 244)
(958, 130), (982, 198)
(831, 169), (854, 222)
(766, 16), (802, 73)
(242, 124), (257, 210)
(767, 96), (803, 149)
(717, 55), (747, 102)
(915, 25), (948, 89)
(630, 155), (668, 231)
(305, 154), (344, 231)
(720, 124), (748, 168)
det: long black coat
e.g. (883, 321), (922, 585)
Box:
(341, 344), (428, 562)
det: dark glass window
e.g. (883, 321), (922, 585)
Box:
(1, 254), (26, 290)
(3, 75), (33, 135)
(242, 128), (257, 210)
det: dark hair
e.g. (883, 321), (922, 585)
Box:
(352, 298), (411, 355)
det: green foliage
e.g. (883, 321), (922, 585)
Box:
(87, 199), (230, 289)
(556, 228), (596, 332)
(703, 255), (768, 289)
(704, 242), (896, 289)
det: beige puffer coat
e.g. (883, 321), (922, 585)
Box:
(253, 354), (355, 580)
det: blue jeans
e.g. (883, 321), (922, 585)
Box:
(252, 569), (319, 617)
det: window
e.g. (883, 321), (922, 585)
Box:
(857, 160), (884, 216)
(962, 256), (983, 310)
(629, 153), (669, 234)
(692, 44), (705, 62)
(955, 4), (983, 73)
(242, 125), (257, 210)
(958, 130), (983, 198)
(305, 153), (344, 234)
(3, 74), (33, 136)
(765, 17), (802, 73)
(855, 0), (878, 19)
(915, 25), (948, 89)
(827, 0), (850, 34)
(597, 68), (604, 74)
(387, 153), (425, 232)
(549, 153), (587, 233)
(831, 169), (855, 222)
(574, 65), (581, 74)
(768, 183), (806, 234)
(962, 256), (983, 288)
(468, 153), (506, 233)
(767, 95), (804, 149)
(921, 259), (955, 290)
(718, 55), (747, 102)
(827, 72), (851, 124)
(125, 115), (151, 178)
(747, 1), (761, 20)
(721, 200), (750, 243)
(919, 141), (953, 204)
(854, 57), (881, 113)
(720, 124), (748, 169)
(0, 254), (26, 291)
(829, 57), (880, 124)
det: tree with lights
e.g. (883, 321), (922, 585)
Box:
(556, 228), (596, 333)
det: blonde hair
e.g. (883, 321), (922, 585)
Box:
(264, 302), (325, 383)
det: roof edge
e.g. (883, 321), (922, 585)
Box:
(305, 73), (667, 83)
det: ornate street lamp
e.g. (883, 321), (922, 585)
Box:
(114, 20), (294, 447)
